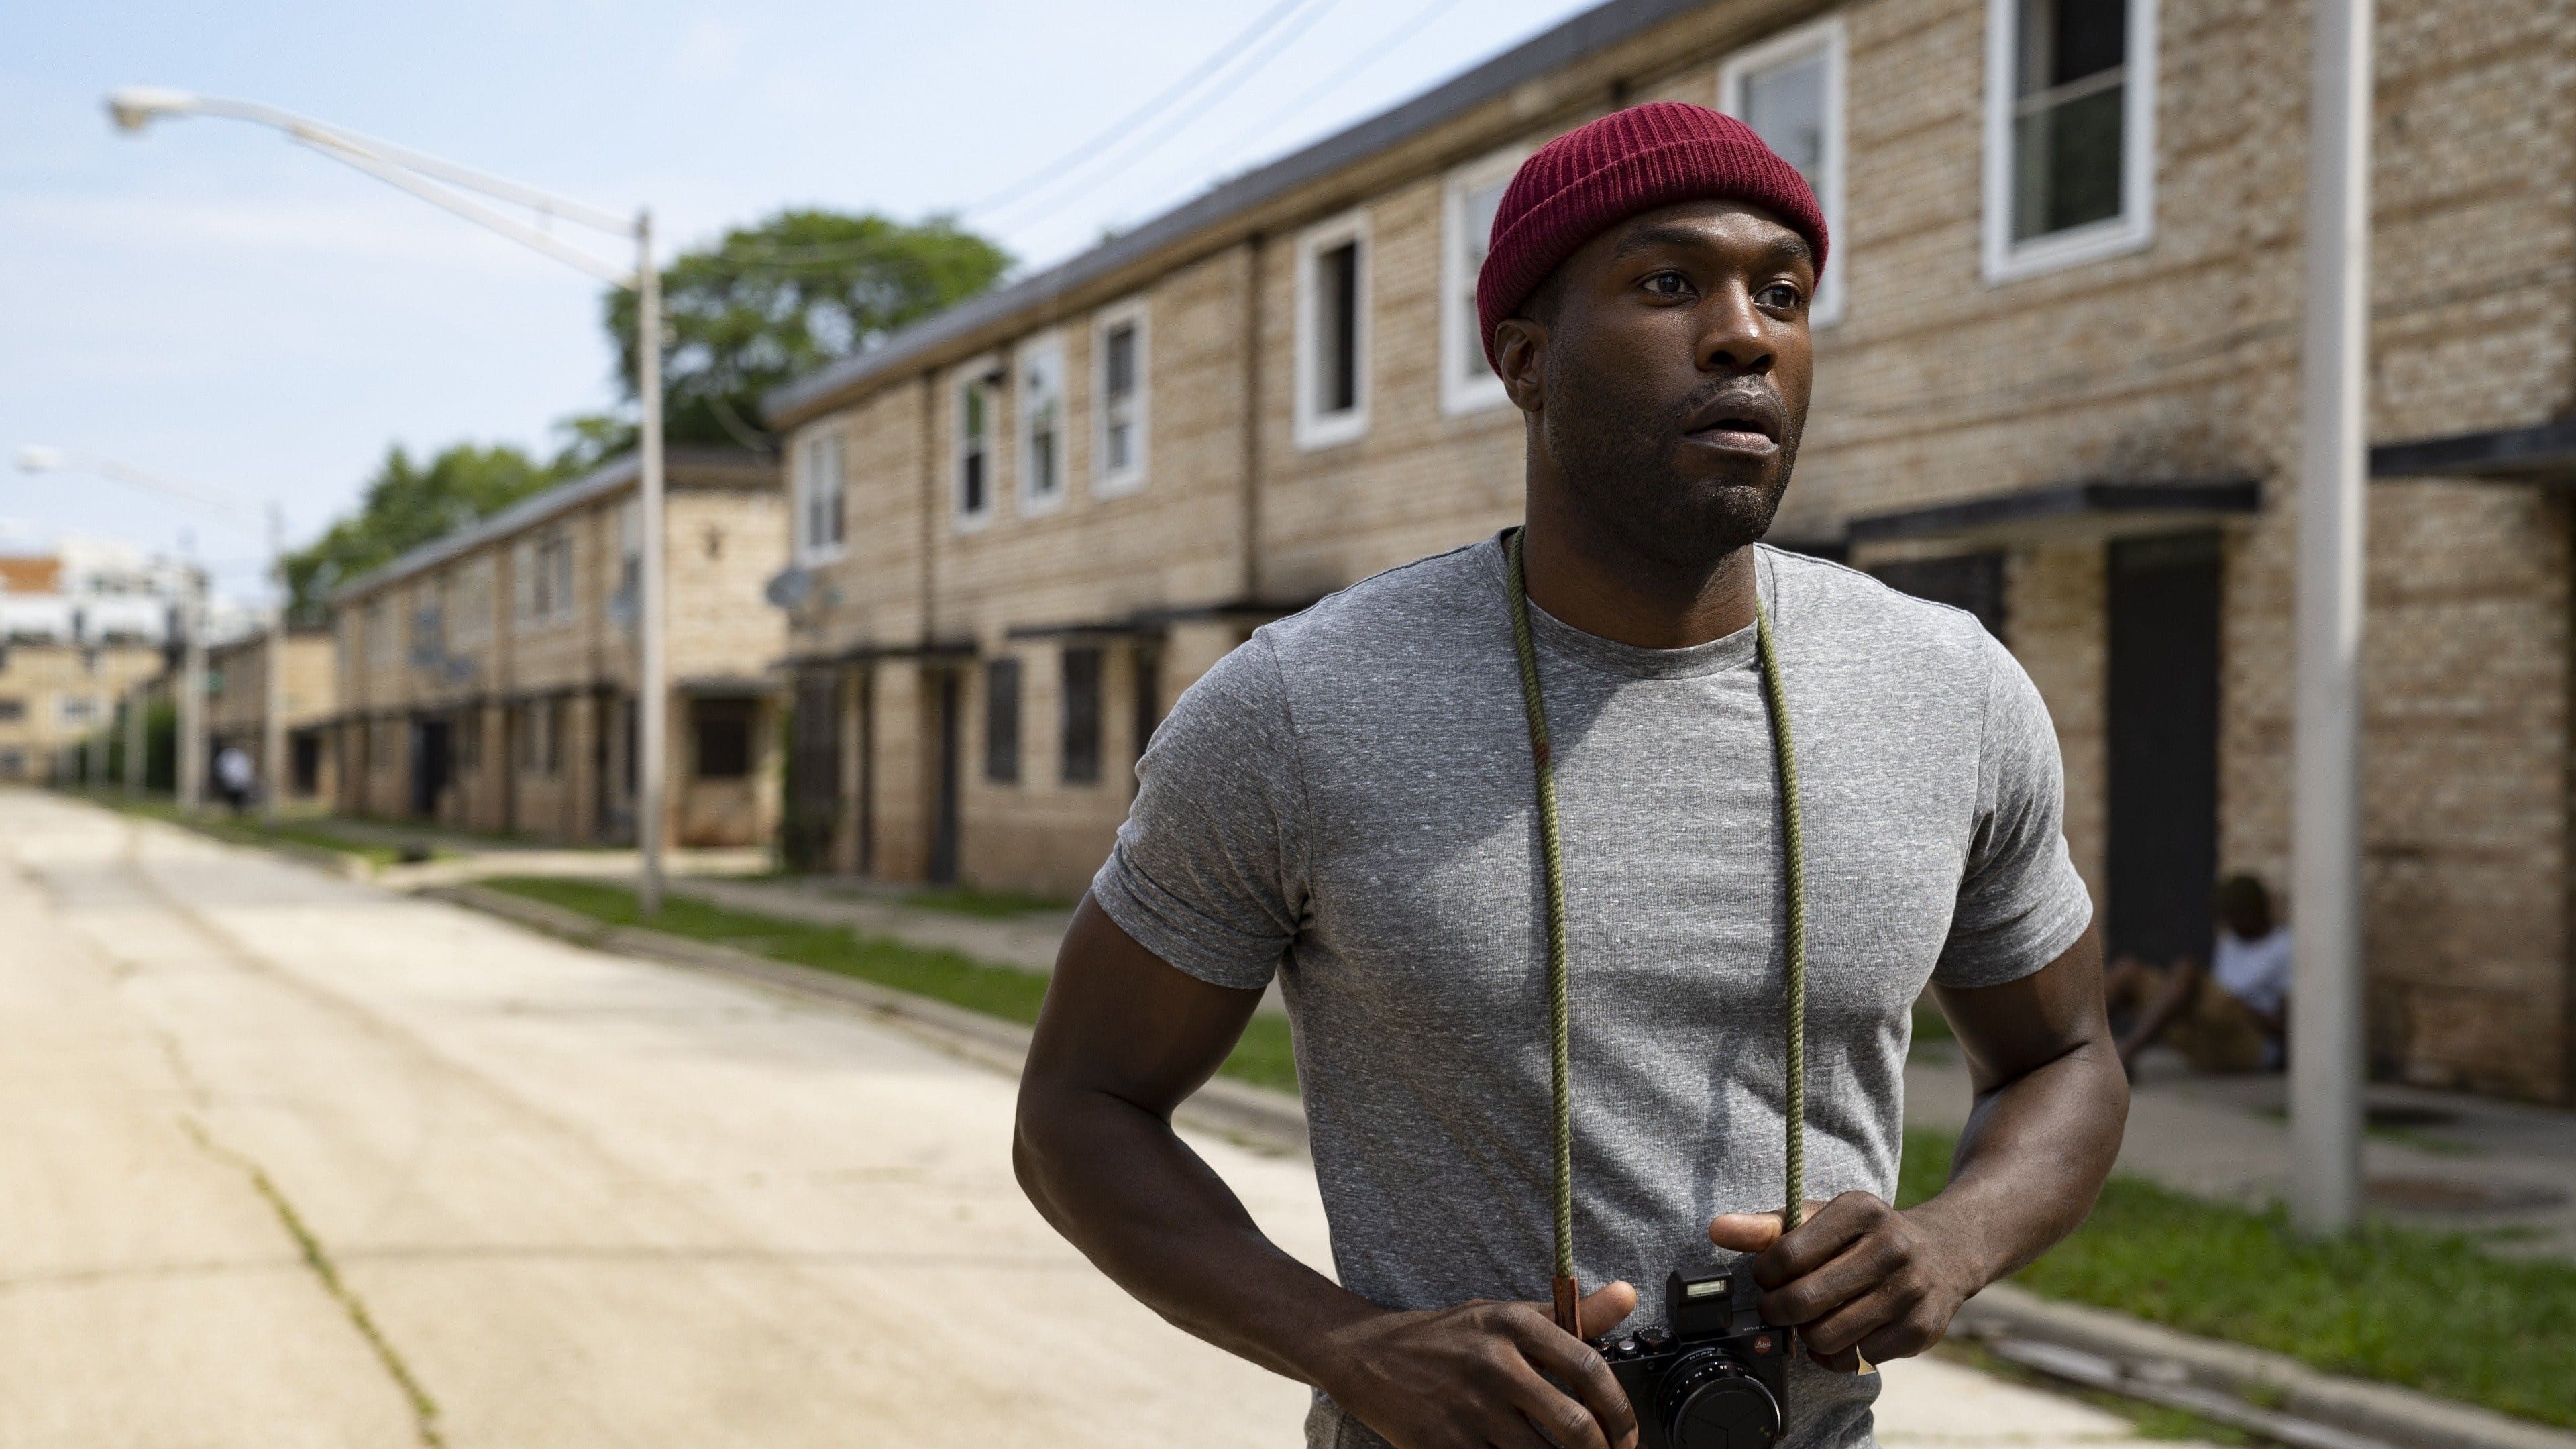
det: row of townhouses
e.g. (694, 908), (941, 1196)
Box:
(0, 545), (203, 782)
(156, 0), (2575, 1105)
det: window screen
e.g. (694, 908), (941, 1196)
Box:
(1316, 239), (1360, 415)
(2011, 0), (2128, 241)
(694, 699), (755, 781)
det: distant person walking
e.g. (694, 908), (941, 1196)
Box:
(2106, 875), (2290, 1074)
(214, 743), (255, 815)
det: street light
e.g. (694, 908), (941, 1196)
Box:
(14, 445), (262, 817)
(105, 87), (672, 914)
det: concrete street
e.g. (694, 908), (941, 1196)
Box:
(1, 788), (2192, 1448)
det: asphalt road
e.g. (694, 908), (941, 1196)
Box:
(0, 789), (2189, 1448)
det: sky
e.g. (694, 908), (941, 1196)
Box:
(0, 0), (1601, 602)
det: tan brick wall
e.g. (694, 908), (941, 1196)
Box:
(0, 642), (161, 782)
(767, 0), (2576, 1094)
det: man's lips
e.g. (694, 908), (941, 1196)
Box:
(1682, 391), (1784, 453)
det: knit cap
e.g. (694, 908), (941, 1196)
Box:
(1476, 101), (1828, 369)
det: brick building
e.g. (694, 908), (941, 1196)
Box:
(764, 0), (2576, 1102)
(328, 447), (787, 847)
(205, 626), (340, 806)
(0, 639), (161, 783)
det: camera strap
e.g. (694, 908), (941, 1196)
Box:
(1503, 528), (1809, 1335)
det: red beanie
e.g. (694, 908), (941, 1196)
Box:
(1476, 101), (1828, 369)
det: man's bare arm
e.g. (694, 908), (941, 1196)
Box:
(1711, 926), (2127, 1366)
(1015, 895), (1641, 1449)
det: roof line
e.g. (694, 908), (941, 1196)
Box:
(761, 0), (1717, 425)
(330, 444), (773, 604)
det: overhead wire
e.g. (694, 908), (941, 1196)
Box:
(1185, 0), (1474, 186)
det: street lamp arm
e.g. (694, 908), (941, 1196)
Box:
(15, 446), (263, 529)
(115, 90), (636, 237)
(291, 132), (637, 287)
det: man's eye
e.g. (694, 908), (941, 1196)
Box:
(1757, 282), (1804, 310)
(1642, 271), (1692, 297)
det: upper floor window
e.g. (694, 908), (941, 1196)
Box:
(1722, 17), (1847, 325)
(1440, 148), (1523, 415)
(796, 432), (847, 563)
(518, 527), (575, 627)
(956, 361), (997, 528)
(1093, 303), (1148, 496)
(1294, 211), (1370, 449)
(1984, 0), (2157, 282)
(1019, 337), (1066, 514)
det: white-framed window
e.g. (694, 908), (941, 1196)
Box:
(520, 526), (574, 625)
(1293, 209), (1371, 449)
(1093, 301), (1149, 496)
(614, 499), (642, 608)
(1721, 16), (1847, 326)
(1018, 335), (1066, 515)
(954, 357), (998, 529)
(1440, 146), (1525, 415)
(796, 431), (847, 563)
(1983, 0), (2157, 283)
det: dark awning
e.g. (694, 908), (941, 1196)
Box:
(2370, 416), (2576, 482)
(776, 637), (979, 671)
(1845, 478), (2263, 548)
(1002, 596), (1320, 643)
(676, 674), (786, 697)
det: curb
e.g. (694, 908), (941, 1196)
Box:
(425, 882), (1309, 1155)
(1952, 1285), (2575, 1449)
(424, 880), (2562, 1449)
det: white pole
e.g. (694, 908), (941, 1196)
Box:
(179, 577), (207, 810)
(263, 504), (288, 823)
(84, 690), (101, 788)
(2291, 0), (2373, 1236)
(125, 680), (144, 796)
(636, 209), (668, 916)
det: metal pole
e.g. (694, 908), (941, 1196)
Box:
(263, 504), (288, 823)
(635, 210), (667, 916)
(179, 576), (207, 810)
(124, 682), (144, 796)
(2291, 0), (2373, 1236)
(84, 690), (101, 788)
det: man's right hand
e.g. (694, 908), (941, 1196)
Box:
(1311, 1280), (1641, 1449)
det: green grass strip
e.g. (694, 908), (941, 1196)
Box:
(482, 875), (1298, 1094)
(1899, 1126), (2576, 1427)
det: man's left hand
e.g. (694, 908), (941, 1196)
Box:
(1708, 1194), (1985, 1372)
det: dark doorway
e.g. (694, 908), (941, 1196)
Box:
(411, 717), (453, 819)
(930, 669), (962, 885)
(2106, 533), (2223, 967)
(291, 731), (322, 796)
(1130, 641), (1161, 796)
(786, 672), (843, 872)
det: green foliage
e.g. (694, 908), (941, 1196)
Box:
(480, 876), (1296, 1091)
(1898, 1128), (2576, 1426)
(282, 443), (570, 620)
(583, 209), (1013, 451)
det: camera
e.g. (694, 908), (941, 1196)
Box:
(1593, 1268), (1790, 1449)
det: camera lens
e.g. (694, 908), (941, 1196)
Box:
(1656, 1349), (1782, 1449)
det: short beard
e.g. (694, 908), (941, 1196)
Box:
(1540, 364), (1802, 571)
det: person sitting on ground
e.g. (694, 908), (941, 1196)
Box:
(2105, 874), (2290, 1075)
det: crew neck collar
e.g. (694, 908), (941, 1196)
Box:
(1481, 531), (1768, 681)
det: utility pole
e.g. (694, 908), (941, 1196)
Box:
(263, 503), (288, 822)
(635, 210), (668, 916)
(2291, 0), (2374, 1235)
(178, 572), (207, 811)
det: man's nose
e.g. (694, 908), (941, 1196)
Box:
(1697, 284), (1775, 375)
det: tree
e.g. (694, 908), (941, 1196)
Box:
(282, 442), (568, 620)
(578, 209), (1013, 452)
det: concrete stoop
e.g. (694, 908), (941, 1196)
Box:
(435, 878), (2561, 1449)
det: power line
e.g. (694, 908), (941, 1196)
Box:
(983, 0), (1350, 239)
(1195, 0), (1474, 180)
(962, 0), (1322, 221)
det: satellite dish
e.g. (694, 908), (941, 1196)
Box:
(763, 566), (814, 611)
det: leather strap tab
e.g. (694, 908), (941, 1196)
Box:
(1552, 1275), (1582, 1335)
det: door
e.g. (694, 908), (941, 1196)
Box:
(787, 672), (843, 871)
(411, 717), (453, 819)
(2106, 533), (2223, 967)
(929, 669), (961, 885)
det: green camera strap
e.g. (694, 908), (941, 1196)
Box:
(1503, 528), (1809, 1334)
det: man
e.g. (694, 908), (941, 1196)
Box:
(2106, 875), (2290, 1074)
(1015, 104), (2127, 1449)
(214, 741), (254, 815)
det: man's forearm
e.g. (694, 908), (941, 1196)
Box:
(1914, 1038), (2127, 1285)
(1013, 1085), (1377, 1383)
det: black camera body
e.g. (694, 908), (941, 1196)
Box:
(1594, 1269), (1791, 1449)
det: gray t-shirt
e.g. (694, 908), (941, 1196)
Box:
(1093, 536), (2092, 1449)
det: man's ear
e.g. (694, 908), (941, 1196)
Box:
(1493, 318), (1546, 413)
